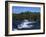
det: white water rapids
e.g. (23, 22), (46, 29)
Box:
(17, 19), (36, 29)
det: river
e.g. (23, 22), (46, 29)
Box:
(12, 19), (40, 31)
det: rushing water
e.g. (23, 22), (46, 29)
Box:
(12, 19), (40, 31)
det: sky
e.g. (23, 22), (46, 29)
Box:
(12, 6), (40, 14)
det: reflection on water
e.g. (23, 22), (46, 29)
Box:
(12, 19), (40, 31)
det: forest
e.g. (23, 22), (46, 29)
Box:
(12, 11), (40, 22)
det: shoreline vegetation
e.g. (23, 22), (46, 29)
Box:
(12, 11), (40, 22)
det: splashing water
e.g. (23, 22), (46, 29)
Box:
(18, 19), (35, 29)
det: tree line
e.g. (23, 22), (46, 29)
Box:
(12, 11), (40, 21)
